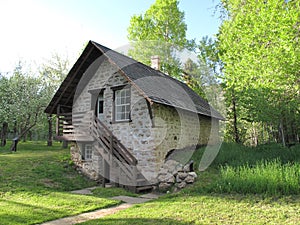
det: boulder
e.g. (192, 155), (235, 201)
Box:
(177, 172), (188, 180)
(158, 182), (173, 192)
(188, 172), (198, 178)
(164, 160), (182, 175)
(158, 168), (168, 176)
(176, 181), (187, 189)
(158, 172), (175, 184)
(184, 174), (195, 184)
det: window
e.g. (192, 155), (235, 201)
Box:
(97, 92), (104, 121)
(84, 144), (92, 160)
(114, 87), (131, 121)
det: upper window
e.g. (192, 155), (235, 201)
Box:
(114, 87), (131, 121)
(97, 92), (104, 121)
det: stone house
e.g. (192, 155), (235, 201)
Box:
(45, 41), (223, 192)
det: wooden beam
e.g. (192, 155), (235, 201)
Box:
(146, 100), (155, 128)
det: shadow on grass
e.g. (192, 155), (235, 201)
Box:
(0, 198), (63, 225)
(79, 218), (193, 225)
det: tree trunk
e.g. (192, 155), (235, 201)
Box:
(0, 122), (8, 147)
(10, 110), (39, 151)
(28, 130), (32, 141)
(47, 114), (53, 146)
(22, 128), (27, 142)
(13, 120), (17, 137)
(232, 93), (240, 143)
(280, 121), (286, 147)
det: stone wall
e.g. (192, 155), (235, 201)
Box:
(70, 57), (220, 184)
(70, 143), (103, 181)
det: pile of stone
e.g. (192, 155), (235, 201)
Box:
(157, 159), (197, 192)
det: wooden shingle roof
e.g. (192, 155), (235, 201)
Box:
(45, 40), (224, 120)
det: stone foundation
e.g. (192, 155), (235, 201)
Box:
(157, 159), (197, 192)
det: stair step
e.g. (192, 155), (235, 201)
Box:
(136, 178), (147, 182)
(135, 185), (153, 193)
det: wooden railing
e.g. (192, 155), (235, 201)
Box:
(92, 116), (137, 166)
(56, 110), (139, 190)
(91, 115), (138, 188)
(56, 111), (92, 141)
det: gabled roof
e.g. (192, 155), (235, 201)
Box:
(45, 40), (224, 120)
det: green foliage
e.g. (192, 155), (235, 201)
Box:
(0, 54), (70, 143)
(218, 0), (300, 144)
(127, 0), (194, 78)
(0, 62), (46, 140)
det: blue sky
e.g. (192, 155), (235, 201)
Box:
(0, 0), (221, 73)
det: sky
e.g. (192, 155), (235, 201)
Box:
(0, 0), (222, 73)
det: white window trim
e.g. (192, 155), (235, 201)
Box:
(84, 144), (92, 161)
(114, 88), (131, 122)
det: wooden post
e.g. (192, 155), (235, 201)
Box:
(110, 135), (113, 154)
(132, 166), (137, 193)
(102, 158), (106, 187)
(56, 105), (61, 137)
(47, 114), (53, 146)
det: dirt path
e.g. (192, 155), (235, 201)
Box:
(40, 187), (161, 225)
(41, 203), (132, 225)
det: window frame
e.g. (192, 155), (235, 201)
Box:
(82, 143), (92, 161)
(97, 91), (104, 121)
(112, 85), (131, 123)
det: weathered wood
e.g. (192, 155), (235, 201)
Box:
(47, 114), (53, 146)
(56, 110), (143, 189)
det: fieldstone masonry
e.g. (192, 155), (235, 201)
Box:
(157, 159), (198, 192)
(70, 57), (219, 185)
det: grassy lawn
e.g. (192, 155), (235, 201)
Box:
(79, 193), (300, 224)
(1, 141), (300, 224)
(79, 143), (300, 225)
(0, 141), (129, 225)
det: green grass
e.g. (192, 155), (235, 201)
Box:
(215, 159), (300, 195)
(78, 143), (300, 225)
(79, 192), (300, 225)
(2, 141), (300, 225)
(92, 187), (138, 198)
(0, 141), (122, 225)
(193, 143), (300, 196)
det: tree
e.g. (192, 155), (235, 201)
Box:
(0, 62), (46, 150)
(0, 76), (10, 146)
(40, 53), (70, 146)
(218, 0), (300, 145)
(127, 0), (194, 78)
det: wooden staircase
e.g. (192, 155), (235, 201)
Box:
(56, 110), (153, 193)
